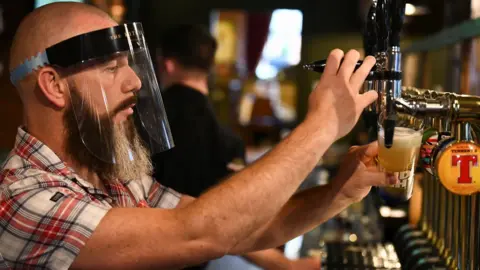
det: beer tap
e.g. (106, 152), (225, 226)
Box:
(392, 91), (449, 270)
(378, 0), (404, 149)
(394, 94), (451, 117)
(304, 0), (406, 149)
(395, 91), (480, 122)
(393, 92), (434, 266)
(362, 1), (380, 140)
(390, 0), (405, 50)
(408, 93), (451, 270)
(363, 0), (378, 90)
(372, 0), (389, 116)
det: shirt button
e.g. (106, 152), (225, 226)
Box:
(106, 198), (113, 204)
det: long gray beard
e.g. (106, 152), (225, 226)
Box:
(64, 89), (152, 182)
(109, 120), (153, 181)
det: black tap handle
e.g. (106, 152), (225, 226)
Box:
(363, 3), (378, 56)
(303, 59), (377, 73)
(376, 0), (390, 52)
(390, 0), (406, 47)
(384, 119), (396, 148)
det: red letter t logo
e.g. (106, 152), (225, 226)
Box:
(452, 155), (478, 184)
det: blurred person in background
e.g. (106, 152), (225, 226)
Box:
(152, 24), (245, 198)
(152, 24), (320, 270)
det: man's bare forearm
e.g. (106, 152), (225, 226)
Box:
(179, 118), (334, 253)
(232, 183), (351, 252)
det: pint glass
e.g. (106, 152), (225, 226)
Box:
(377, 113), (424, 201)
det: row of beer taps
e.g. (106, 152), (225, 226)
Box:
(305, 0), (480, 146)
(360, 1), (479, 269)
(305, 0), (480, 268)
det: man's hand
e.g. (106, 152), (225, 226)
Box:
(332, 141), (397, 203)
(307, 49), (377, 141)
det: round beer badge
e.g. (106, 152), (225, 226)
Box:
(435, 142), (480, 195)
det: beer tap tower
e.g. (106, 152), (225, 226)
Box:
(304, 0), (405, 148)
(304, 0), (480, 269)
(362, 0), (379, 140)
(392, 90), (448, 270)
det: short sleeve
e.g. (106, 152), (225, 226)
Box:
(0, 183), (109, 270)
(140, 175), (181, 209)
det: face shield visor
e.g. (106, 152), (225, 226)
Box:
(10, 23), (174, 166)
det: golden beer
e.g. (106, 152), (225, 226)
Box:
(378, 127), (423, 200)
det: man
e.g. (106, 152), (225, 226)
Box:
(152, 25), (246, 198)
(152, 24), (246, 197)
(0, 2), (395, 270)
(153, 24), (320, 269)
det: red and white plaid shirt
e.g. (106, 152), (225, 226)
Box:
(0, 127), (181, 270)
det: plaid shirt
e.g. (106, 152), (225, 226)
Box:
(0, 128), (181, 270)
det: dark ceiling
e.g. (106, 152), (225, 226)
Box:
(3, 0), (462, 46)
(135, 0), (449, 38)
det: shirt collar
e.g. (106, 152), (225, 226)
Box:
(13, 127), (126, 196)
(14, 127), (76, 179)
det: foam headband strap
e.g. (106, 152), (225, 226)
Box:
(10, 51), (50, 86)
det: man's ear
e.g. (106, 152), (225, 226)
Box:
(36, 67), (67, 108)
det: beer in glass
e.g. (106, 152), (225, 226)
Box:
(377, 114), (423, 201)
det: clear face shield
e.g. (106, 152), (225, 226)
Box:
(10, 23), (174, 180)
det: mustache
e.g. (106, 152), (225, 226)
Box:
(113, 96), (137, 115)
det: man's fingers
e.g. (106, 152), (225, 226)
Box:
(364, 171), (398, 186)
(338, 50), (360, 79)
(357, 90), (378, 112)
(362, 141), (379, 159)
(350, 55), (376, 86)
(351, 141), (379, 163)
(323, 49), (344, 76)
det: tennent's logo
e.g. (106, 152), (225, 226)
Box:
(452, 155), (478, 184)
(437, 142), (480, 195)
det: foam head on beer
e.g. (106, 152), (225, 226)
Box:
(378, 127), (423, 172)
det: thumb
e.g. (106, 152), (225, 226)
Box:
(358, 90), (378, 111)
(354, 141), (379, 163)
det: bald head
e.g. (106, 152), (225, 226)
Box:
(10, 2), (116, 75)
